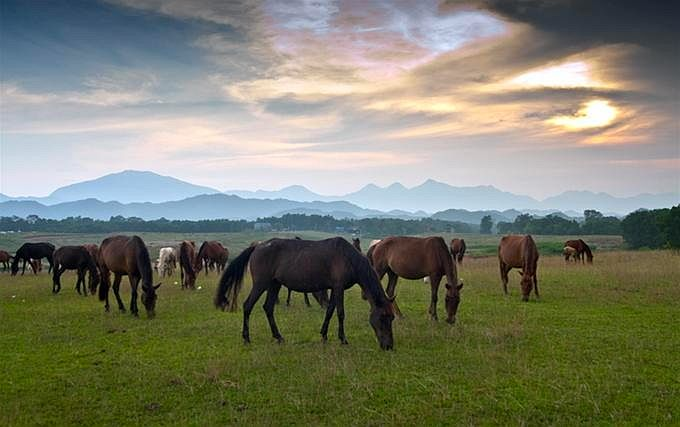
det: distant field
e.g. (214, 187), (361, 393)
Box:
(0, 231), (624, 258)
(1, 237), (676, 425)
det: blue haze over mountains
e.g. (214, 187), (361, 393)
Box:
(1, 170), (677, 222)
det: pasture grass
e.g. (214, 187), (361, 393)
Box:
(0, 236), (677, 425)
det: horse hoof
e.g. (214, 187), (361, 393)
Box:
(119, 308), (126, 314)
(340, 339), (349, 345)
(321, 335), (328, 343)
(276, 337), (285, 344)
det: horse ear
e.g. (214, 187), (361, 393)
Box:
(154, 283), (161, 290)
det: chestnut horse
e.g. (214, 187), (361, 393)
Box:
(0, 250), (12, 272)
(52, 246), (100, 295)
(11, 242), (55, 275)
(450, 238), (466, 264)
(565, 239), (593, 264)
(179, 240), (197, 290)
(498, 235), (540, 301)
(195, 241), (229, 275)
(98, 235), (160, 318)
(215, 237), (395, 350)
(368, 236), (463, 324)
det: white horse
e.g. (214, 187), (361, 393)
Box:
(158, 247), (177, 277)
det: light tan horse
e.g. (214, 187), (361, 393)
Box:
(498, 235), (539, 301)
(368, 236), (463, 324)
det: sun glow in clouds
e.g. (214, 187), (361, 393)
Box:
(511, 61), (599, 88)
(548, 100), (618, 130)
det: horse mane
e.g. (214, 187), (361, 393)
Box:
(131, 236), (153, 289)
(345, 242), (388, 307)
(523, 235), (536, 274)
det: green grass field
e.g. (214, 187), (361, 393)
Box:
(1, 233), (678, 425)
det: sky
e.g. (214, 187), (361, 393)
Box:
(1, 0), (678, 199)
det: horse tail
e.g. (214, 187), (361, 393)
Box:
(214, 244), (256, 312)
(581, 239), (593, 263)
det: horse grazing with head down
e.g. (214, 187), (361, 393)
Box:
(52, 246), (100, 295)
(215, 237), (395, 350)
(11, 242), (55, 276)
(498, 235), (540, 301)
(368, 236), (463, 323)
(158, 247), (177, 277)
(450, 238), (466, 264)
(98, 235), (160, 318)
(565, 239), (593, 264)
(284, 236), (329, 308)
(179, 241), (197, 290)
(195, 241), (229, 275)
(352, 238), (362, 253)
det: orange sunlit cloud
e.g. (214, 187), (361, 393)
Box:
(548, 100), (619, 131)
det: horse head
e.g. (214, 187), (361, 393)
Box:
(444, 281), (464, 324)
(141, 283), (161, 318)
(369, 299), (395, 350)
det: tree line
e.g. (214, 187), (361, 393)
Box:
(2, 205), (677, 249)
(0, 214), (475, 236)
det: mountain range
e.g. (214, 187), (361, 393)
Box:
(1, 170), (677, 221)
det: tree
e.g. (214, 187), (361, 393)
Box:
(480, 215), (493, 234)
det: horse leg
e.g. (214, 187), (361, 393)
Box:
(336, 289), (348, 345)
(21, 259), (27, 275)
(100, 267), (111, 312)
(242, 283), (267, 344)
(78, 268), (88, 296)
(304, 292), (311, 307)
(386, 271), (403, 318)
(180, 265), (185, 290)
(52, 266), (63, 294)
(320, 289), (339, 342)
(112, 274), (126, 313)
(500, 261), (510, 295)
(428, 274), (443, 321)
(286, 288), (292, 306)
(129, 276), (140, 317)
(263, 284), (284, 343)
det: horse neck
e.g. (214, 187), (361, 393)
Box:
(442, 250), (459, 296)
(353, 255), (388, 308)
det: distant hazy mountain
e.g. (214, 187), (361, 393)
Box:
(1, 170), (220, 205)
(0, 194), (415, 221)
(225, 185), (331, 203)
(540, 191), (679, 214)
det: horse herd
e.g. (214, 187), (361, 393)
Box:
(2, 234), (593, 350)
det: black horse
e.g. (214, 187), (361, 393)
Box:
(286, 287), (329, 307)
(11, 242), (55, 276)
(52, 246), (100, 295)
(215, 237), (395, 350)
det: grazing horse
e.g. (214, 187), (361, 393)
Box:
(98, 235), (160, 318)
(195, 241), (229, 275)
(563, 246), (578, 263)
(158, 247), (177, 277)
(11, 242), (55, 276)
(450, 238), (466, 264)
(498, 235), (540, 301)
(215, 237), (395, 350)
(352, 238), (362, 253)
(179, 241), (197, 290)
(368, 236), (463, 323)
(0, 250), (13, 272)
(52, 246), (100, 295)
(284, 236), (329, 307)
(565, 239), (593, 264)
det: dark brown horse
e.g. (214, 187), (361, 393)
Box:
(11, 242), (55, 275)
(215, 237), (395, 350)
(450, 238), (466, 264)
(498, 235), (540, 301)
(82, 244), (99, 263)
(565, 239), (593, 264)
(179, 240), (197, 290)
(368, 236), (463, 323)
(52, 246), (100, 295)
(98, 235), (160, 318)
(0, 250), (12, 272)
(195, 241), (229, 275)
